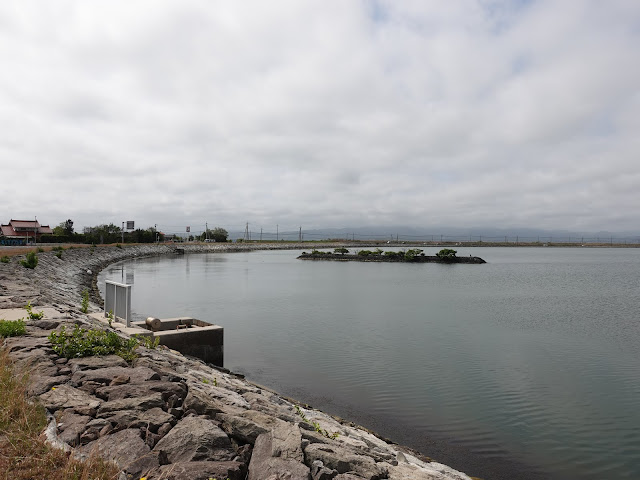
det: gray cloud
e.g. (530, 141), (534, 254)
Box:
(1, 0), (639, 235)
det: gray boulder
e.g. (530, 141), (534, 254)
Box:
(152, 415), (235, 462)
(248, 430), (311, 480)
(145, 460), (245, 480)
(78, 427), (155, 478)
(304, 443), (386, 480)
(39, 384), (101, 416)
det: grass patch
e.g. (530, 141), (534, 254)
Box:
(0, 319), (26, 338)
(48, 325), (158, 363)
(0, 256), (9, 263)
(80, 289), (89, 314)
(0, 349), (121, 480)
(20, 251), (38, 269)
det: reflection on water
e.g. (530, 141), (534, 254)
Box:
(98, 247), (640, 480)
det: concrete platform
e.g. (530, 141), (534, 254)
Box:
(132, 317), (223, 367)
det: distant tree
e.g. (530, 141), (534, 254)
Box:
(436, 248), (457, 259)
(334, 247), (349, 255)
(53, 219), (74, 236)
(83, 223), (121, 244)
(210, 227), (228, 242)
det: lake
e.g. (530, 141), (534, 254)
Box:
(98, 246), (640, 480)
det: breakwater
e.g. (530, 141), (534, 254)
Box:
(0, 243), (474, 480)
(298, 252), (486, 263)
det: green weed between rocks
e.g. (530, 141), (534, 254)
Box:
(80, 289), (89, 313)
(24, 301), (44, 320)
(20, 251), (38, 269)
(0, 319), (26, 338)
(48, 325), (158, 363)
(294, 405), (340, 440)
(0, 256), (9, 263)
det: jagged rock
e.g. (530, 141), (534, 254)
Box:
(97, 392), (165, 414)
(99, 406), (174, 431)
(71, 365), (159, 386)
(145, 460), (246, 480)
(3, 336), (51, 353)
(32, 319), (60, 330)
(56, 410), (92, 447)
(78, 427), (155, 478)
(217, 411), (276, 444)
(95, 380), (187, 402)
(304, 443), (386, 480)
(183, 384), (248, 416)
(110, 374), (130, 385)
(243, 391), (299, 422)
(39, 384), (101, 416)
(311, 460), (338, 480)
(26, 374), (66, 396)
(157, 422), (173, 437)
(271, 422), (305, 462)
(152, 415), (235, 462)
(248, 430), (311, 480)
(68, 355), (128, 372)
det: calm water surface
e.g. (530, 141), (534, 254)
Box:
(99, 247), (640, 480)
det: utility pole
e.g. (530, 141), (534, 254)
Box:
(122, 222), (125, 244)
(244, 222), (249, 241)
(276, 224), (279, 241)
(299, 226), (302, 243)
(260, 228), (263, 242)
(205, 222), (208, 242)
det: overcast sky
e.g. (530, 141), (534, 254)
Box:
(1, 1), (639, 235)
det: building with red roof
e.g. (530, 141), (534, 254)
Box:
(0, 219), (53, 245)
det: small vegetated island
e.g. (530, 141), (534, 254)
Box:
(298, 247), (486, 264)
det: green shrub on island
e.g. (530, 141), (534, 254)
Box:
(334, 247), (349, 254)
(0, 319), (26, 337)
(20, 251), (38, 269)
(436, 248), (457, 259)
(48, 324), (158, 362)
(357, 250), (373, 256)
(404, 248), (424, 261)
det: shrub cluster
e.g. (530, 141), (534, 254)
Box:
(20, 251), (38, 269)
(48, 324), (158, 363)
(0, 319), (26, 337)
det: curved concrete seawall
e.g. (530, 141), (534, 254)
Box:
(0, 244), (475, 480)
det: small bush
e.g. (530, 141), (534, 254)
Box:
(25, 301), (44, 320)
(334, 247), (349, 254)
(80, 289), (89, 313)
(0, 318), (26, 337)
(20, 251), (38, 269)
(115, 243), (122, 249)
(48, 324), (142, 362)
(0, 255), (9, 263)
(436, 248), (457, 259)
(54, 251), (62, 259)
(37, 247), (44, 253)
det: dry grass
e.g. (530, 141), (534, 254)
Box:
(0, 348), (121, 480)
(0, 245), (89, 258)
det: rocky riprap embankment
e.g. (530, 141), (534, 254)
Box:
(0, 245), (474, 480)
